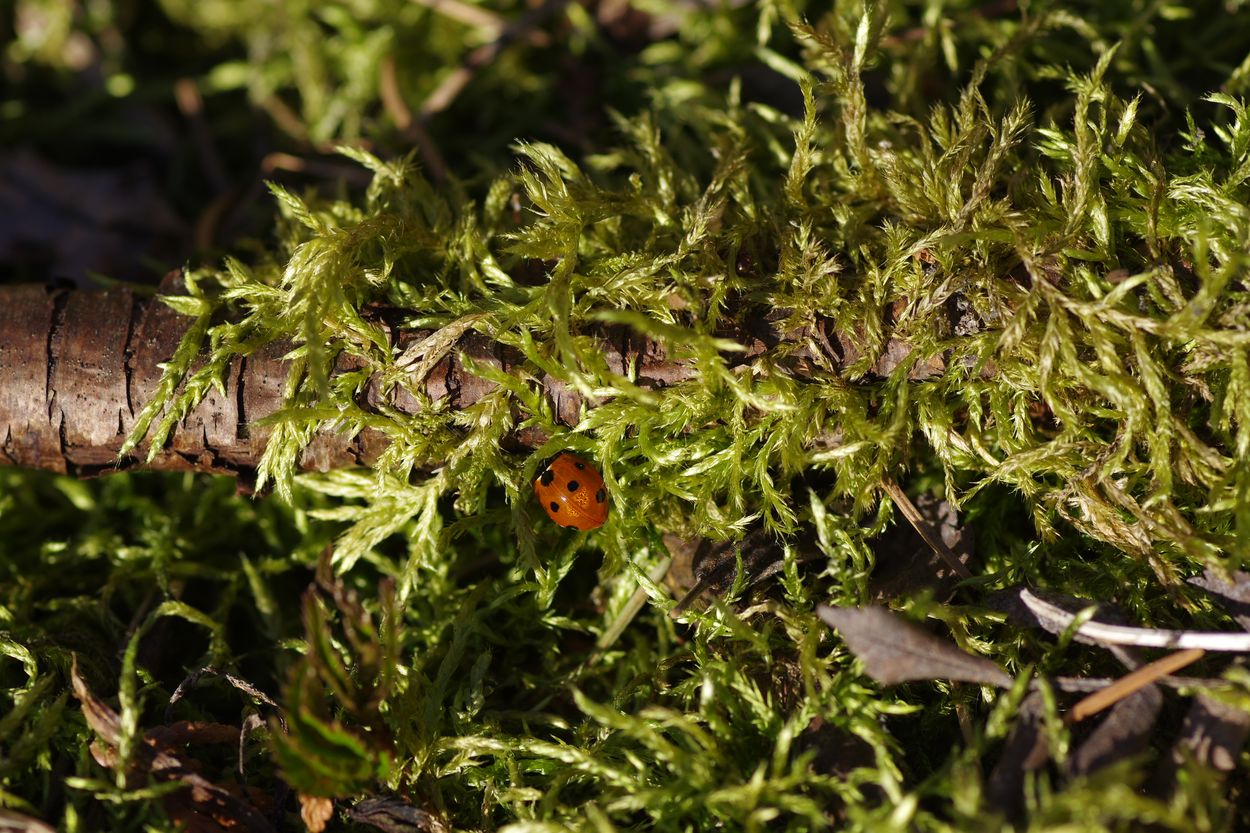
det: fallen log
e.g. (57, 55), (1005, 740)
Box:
(0, 275), (950, 478)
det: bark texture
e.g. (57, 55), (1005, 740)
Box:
(0, 280), (294, 477)
(0, 276), (950, 478)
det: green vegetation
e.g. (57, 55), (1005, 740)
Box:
(6, 0), (1250, 829)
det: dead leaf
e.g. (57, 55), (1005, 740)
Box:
(1066, 685), (1162, 778)
(349, 796), (450, 833)
(1149, 573), (1250, 794)
(880, 480), (972, 580)
(816, 605), (1012, 687)
(0, 808), (56, 833)
(70, 657), (276, 833)
(793, 716), (876, 779)
(992, 587), (1122, 647)
(670, 526), (820, 616)
(299, 794), (334, 833)
(985, 692), (1049, 821)
(1189, 569), (1250, 632)
(1176, 694), (1250, 771)
(1151, 692), (1250, 797)
(161, 782), (275, 833)
(146, 721), (243, 749)
(661, 533), (700, 598)
(166, 666), (285, 731)
(790, 716), (878, 823)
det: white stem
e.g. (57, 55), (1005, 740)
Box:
(1020, 588), (1250, 652)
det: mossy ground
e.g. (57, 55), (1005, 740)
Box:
(5, 1), (1250, 830)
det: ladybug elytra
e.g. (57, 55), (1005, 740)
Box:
(534, 452), (609, 530)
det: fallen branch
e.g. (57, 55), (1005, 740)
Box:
(0, 277), (955, 478)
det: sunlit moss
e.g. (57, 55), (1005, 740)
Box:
(8, 1), (1250, 831)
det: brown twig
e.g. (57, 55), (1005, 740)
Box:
(411, 0), (550, 44)
(419, 0), (570, 118)
(1066, 648), (1206, 723)
(881, 477), (973, 580)
(379, 55), (450, 183)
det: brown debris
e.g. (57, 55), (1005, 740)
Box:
(1161, 693), (1250, 776)
(299, 795), (334, 833)
(816, 605), (1013, 688)
(666, 526), (821, 616)
(1067, 685), (1163, 778)
(871, 489), (974, 600)
(70, 658), (277, 833)
(349, 796), (450, 833)
(985, 691), (1049, 821)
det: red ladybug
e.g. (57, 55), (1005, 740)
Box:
(534, 452), (609, 530)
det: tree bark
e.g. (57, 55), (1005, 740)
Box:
(0, 276), (946, 478)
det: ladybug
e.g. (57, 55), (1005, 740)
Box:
(534, 452), (609, 530)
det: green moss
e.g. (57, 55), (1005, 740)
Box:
(8, 1), (1250, 830)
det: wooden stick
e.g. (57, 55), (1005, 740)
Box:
(1066, 648), (1206, 723)
(881, 477), (973, 580)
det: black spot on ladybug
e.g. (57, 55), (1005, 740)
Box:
(566, 524), (578, 530)
(540, 469), (554, 486)
(595, 488), (606, 503)
(549, 502), (559, 513)
(567, 480), (580, 492)
(574, 461), (586, 470)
